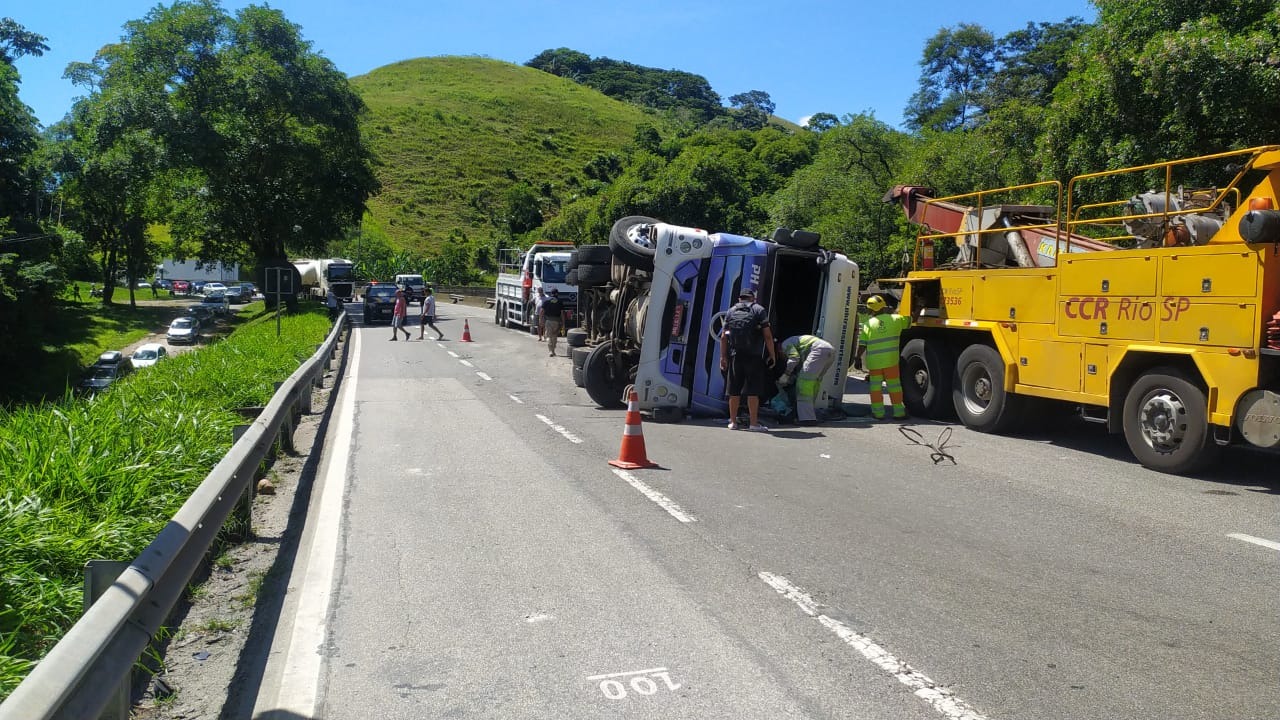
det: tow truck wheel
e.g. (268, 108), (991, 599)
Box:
(952, 343), (1026, 433)
(1122, 368), (1219, 475)
(901, 338), (954, 419)
(609, 216), (661, 271)
(583, 341), (627, 409)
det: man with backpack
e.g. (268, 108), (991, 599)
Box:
(719, 287), (777, 431)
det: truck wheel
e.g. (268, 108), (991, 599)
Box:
(952, 343), (1026, 433)
(1122, 368), (1219, 474)
(609, 216), (660, 271)
(583, 341), (627, 409)
(498, 302), (508, 328)
(901, 338), (954, 419)
(576, 263), (610, 287)
(571, 346), (591, 369)
(576, 244), (612, 265)
(565, 268), (578, 286)
(572, 364), (585, 388)
(567, 251), (579, 271)
(566, 328), (588, 347)
(494, 302), (501, 324)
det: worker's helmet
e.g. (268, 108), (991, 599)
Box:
(866, 295), (886, 312)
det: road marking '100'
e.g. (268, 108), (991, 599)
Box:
(586, 667), (680, 700)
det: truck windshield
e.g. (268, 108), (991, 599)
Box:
(328, 265), (354, 281)
(540, 260), (568, 283)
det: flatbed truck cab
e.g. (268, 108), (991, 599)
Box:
(885, 146), (1280, 475)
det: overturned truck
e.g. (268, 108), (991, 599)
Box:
(567, 216), (860, 422)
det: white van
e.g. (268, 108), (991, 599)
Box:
(394, 273), (426, 304)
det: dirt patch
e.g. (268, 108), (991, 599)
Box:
(131, 332), (346, 720)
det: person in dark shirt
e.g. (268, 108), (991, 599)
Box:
(719, 288), (777, 431)
(541, 289), (565, 356)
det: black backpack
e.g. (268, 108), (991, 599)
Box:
(724, 302), (760, 353)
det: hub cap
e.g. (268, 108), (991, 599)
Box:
(1138, 389), (1186, 453)
(962, 365), (993, 415)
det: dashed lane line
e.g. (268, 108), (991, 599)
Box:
(536, 413), (583, 444)
(609, 468), (697, 523)
(1228, 533), (1280, 551)
(759, 572), (988, 720)
(476, 371), (492, 381)
(509, 395), (524, 404)
(459, 359), (473, 367)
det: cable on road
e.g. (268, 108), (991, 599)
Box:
(899, 426), (957, 465)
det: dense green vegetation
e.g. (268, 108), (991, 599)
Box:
(0, 308), (331, 699)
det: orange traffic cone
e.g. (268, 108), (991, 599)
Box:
(461, 319), (473, 342)
(609, 389), (658, 469)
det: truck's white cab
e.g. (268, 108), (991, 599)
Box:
(494, 242), (577, 330)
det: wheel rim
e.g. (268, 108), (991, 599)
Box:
(1137, 388), (1187, 453)
(961, 363), (993, 415)
(624, 223), (655, 250)
(907, 357), (929, 394)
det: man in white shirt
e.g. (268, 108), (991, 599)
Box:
(418, 287), (444, 341)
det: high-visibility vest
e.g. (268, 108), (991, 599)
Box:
(782, 334), (819, 360)
(859, 313), (910, 370)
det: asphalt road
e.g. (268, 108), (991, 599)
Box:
(256, 301), (1278, 720)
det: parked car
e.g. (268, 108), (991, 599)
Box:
(172, 280), (191, 295)
(155, 279), (173, 290)
(203, 282), (227, 296)
(187, 304), (215, 324)
(362, 282), (399, 324)
(131, 343), (168, 367)
(77, 351), (133, 393)
(191, 281), (207, 295)
(223, 285), (251, 304)
(240, 281), (258, 297)
(200, 293), (231, 316)
(168, 316), (199, 344)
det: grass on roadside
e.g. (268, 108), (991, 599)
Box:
(0, 307), (332, 700)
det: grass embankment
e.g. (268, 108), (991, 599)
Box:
(0, 308), (332, 700)
(10, 284), (265, 404)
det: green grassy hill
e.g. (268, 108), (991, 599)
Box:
(352, 56), (662, 252)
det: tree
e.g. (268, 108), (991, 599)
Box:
(805, 113), (840, 132)
(1043, 1), (1280, 179)
(905, 24), (996, 132)
(0, 17), (49, 63)
(72, 1), (379, 306)
(728, 90), (775, 130)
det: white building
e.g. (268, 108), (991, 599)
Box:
(155, 259), (241, 283)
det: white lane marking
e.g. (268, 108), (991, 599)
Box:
(610, 468), (697, 523)
(586, 667), (670, 681)
(536, 413), (583, 444)
(447, 351), (459, 358)
(1228, 533), (1280, 551)
(459, 359), (473, 367)
(261, 330), (361, 719)
(759, 572), (987, 720)
(436, 343), (445, 348)
(509, 395), (524, 404)
(476, 371), (492, 381)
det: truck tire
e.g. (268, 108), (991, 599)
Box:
(498, 302), (508, 328)
(609, 216), (660, 271)
(567, 250), (579, 271)
(770, 227), (822, 249)
(566, 328), (588, 347)
(576, 244), (612, 265)
(565, 268), (578, 286)
(583, 341), (627, 409)
(572, 364), (585, 387)
(951, 343), (1027, 433)
(1122, 368), (1219, 475)
(901, 338), (954, 419)
(575, 263), (610, 287)
(571, 345), (591, 369)
(494, 302), (501, 324)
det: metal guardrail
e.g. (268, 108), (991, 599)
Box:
(0, 312), (350, 720)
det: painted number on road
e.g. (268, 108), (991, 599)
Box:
(586, 667), (681, 700)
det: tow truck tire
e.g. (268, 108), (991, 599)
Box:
(576, 244), (612, 265)
(952, 343), (1027, 433)
(609, 216), (661, 271)
(1122, 368), (1219, 475)
(566, 328), (588, 347)
(576, 263), (610, 287)
(901, 338), (954, 419)
(583, 341), (627, 409)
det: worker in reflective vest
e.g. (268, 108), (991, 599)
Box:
(856, 295), (911, 420)
(778, 334), (835, 424)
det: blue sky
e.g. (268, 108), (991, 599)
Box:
(11, 0), (1097, 130)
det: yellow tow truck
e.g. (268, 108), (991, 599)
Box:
(883, 146), (1280, 474)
